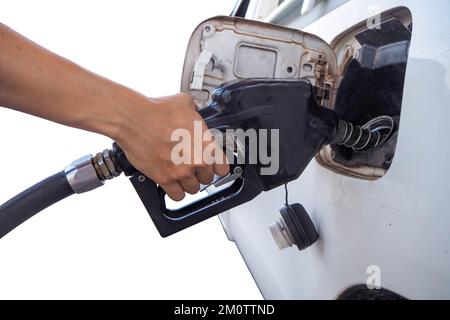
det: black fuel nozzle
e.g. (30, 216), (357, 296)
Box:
(113, 79), (341, 237)
(105, 79), (395, 238)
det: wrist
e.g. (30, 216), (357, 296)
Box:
(83, 83), (150, 144)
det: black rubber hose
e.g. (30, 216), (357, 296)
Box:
(0, 171), (74, 239)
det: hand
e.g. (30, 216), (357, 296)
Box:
(112, 92), (230, 201)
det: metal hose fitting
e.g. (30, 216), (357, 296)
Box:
(64, 148), (123, 194)
(92, 149), (122, 181)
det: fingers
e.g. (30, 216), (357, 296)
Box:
(160, 181), (185, 201)
(213, 147), (230, 177)
(161, 171), (208, 201)
(203, 130), (230, 178)
(214, 162), (230, 177)
(179, 175), (201, 195)
(195, 166), (214, 185)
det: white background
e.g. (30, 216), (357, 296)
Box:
(0, 0), (261, 299)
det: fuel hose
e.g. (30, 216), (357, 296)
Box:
(0, 149), (123, 239)
(0, 171), (74, 238)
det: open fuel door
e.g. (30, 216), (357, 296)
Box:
(181, 16), (338, 110)
(181, 13), (411, 180)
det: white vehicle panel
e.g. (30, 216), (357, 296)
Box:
(220, 0), (450, 299)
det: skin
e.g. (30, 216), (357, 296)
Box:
(0, 23), (229, 200)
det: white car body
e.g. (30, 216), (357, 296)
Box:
(219, 0), (450, 299)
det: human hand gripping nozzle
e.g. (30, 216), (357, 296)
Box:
(112, 79), (341, 237)
(0, 79), (394, 239)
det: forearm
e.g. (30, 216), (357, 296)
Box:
(0, 22), (143, 140)
(0, 23), (229, 200)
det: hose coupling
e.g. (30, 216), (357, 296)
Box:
(64, 149), (122, 194)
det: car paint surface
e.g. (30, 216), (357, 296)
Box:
(220, 0), (450, 299)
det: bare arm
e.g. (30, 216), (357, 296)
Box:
(0, 23), (228, 200)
